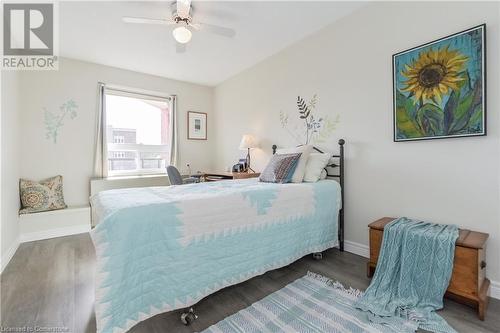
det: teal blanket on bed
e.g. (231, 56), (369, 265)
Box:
(354, 217), (458, 333)
(90, 179), (341, 333)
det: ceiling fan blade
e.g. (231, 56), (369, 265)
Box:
(176, 0), (191, 19)
(176, 43), (186, 53)
(196, 22), (235, 38)
(122, 17), (174, 25)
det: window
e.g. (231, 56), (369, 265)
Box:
(113, 135), (125, 144)
(112, 151), (126, 158)
(104, 88), (172, 176)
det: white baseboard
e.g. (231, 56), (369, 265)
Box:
(1, 237), (20, 273)
(490, 280), (500, 300)
(344, 240), (369, 258)
(344, 240), (500, 300)
(20, 224), (90, 243)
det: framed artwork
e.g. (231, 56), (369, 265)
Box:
(393, 24), (486, 142)
(187, 111), (207, 140)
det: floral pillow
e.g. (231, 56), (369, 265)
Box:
(19, 175), (67, 214)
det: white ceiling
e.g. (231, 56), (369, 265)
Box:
(60, 1), (365, 86)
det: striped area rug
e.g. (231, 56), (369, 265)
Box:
(202, 272), (416, 333)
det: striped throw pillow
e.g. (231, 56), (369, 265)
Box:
(259, 153), (302, 183)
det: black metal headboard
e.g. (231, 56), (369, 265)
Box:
(271, 139), (345, 252)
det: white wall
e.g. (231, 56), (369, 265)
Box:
(214, 2), (500, 282)
(19, 58), (214, 207)
(1, 71), (21, 271)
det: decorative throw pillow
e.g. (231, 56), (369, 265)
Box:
(19, 175), (67, 214)
(259, 153), (302, 183)
(303, 153), (331, 182)
(276, 145), (313, 183)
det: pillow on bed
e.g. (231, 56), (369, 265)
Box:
(303, 153), (331, 182)
(259, 153), (301, 183)
(276, 145), (312, 183)
(320, 169), (328, 180)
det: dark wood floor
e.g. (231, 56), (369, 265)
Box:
(1, 233), (499, 333)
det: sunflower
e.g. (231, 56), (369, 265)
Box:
(401, 46), (468, 104)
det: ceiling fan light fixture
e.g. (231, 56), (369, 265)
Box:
(173, 26), (192, 44)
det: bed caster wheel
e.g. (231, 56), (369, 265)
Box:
(181, 307), (198, 326)
(313, 252), (323, 260)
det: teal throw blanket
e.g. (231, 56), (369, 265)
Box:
(355, 217), (459, 333)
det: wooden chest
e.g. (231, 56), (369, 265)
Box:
(367, 217), (490, 320)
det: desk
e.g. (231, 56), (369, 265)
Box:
(198, 171), (260, 182)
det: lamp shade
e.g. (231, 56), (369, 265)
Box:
(173, 26), (192, 44)
(239, 134), (258, 150)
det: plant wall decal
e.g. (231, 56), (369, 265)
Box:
(44, 99), (78, 144)
(280, 94), (339, 145)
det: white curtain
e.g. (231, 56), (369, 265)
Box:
(169, 95), (178, 167)
(93, 82), (108, 178)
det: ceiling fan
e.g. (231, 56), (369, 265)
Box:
(122, 0), (236, 53)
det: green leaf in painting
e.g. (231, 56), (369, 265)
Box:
(443, 89), (459, 135)
(444, 71), (474, 135)
(396, 90), (416, 120)
(416, 103), (444, 136)
(396, 107), (422, 138)
(468, 106), (483, 132)
(395, 89), (421, 139)
(448, 81), (481, 134)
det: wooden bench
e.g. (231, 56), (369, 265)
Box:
(367, 217), (490, 320)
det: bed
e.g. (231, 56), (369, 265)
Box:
(90, 140), (345, 333)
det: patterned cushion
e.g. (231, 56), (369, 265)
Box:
(275, 145), (313, 183)
(259, 153), (302, 183)
(19, 175), (67, 214)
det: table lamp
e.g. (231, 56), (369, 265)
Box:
(239, 134), (258, 172)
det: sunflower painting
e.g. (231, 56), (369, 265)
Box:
(393, 25), (486, 141)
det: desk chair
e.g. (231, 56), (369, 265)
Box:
(166, 166), (199, 185)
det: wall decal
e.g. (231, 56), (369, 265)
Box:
(393, 24), (486, 141)
(280, 94), (340, 145)
(44, 99), (78, 143)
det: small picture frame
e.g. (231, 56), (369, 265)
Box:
(187, 111), (207, 140)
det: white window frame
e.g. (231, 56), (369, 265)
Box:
(104, 85), (172, 177)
